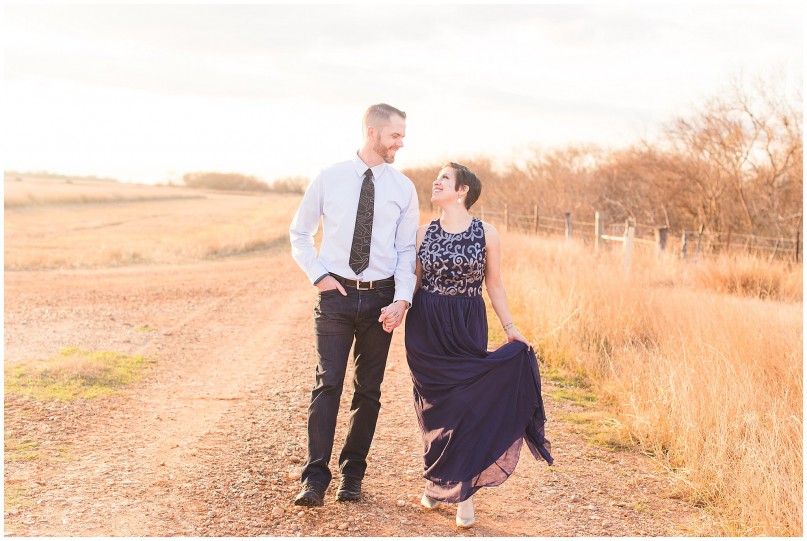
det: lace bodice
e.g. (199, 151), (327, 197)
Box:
(418, 218), (486, 297)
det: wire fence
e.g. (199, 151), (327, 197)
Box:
(469, 204), (802, 263)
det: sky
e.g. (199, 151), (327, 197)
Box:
(3, 1), (803, 185)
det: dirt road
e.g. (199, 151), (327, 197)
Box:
(4, 249), (718, 536)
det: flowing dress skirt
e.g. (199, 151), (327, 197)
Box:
(405, 289), (553, 503)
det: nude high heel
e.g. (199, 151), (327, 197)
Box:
(421, 494), (441, 510)
(456, 496), (475, 528)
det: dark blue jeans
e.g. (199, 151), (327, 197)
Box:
(301, 286), (395, 488)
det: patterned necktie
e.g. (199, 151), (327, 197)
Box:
(349, 168), (375, 275)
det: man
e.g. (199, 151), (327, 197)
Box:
(289, 103), (419, 506)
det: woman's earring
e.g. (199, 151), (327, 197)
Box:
(457, 197), (462, 204)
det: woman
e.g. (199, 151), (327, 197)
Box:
(402, 162), (553, 528)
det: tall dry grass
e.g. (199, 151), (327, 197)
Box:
(691, 253), (803, 301)
(499, 232), (802, 536)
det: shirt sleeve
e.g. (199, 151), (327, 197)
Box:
(289, 174), (330, 284)
(392, 184), (420, 305)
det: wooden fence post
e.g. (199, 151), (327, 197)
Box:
(504, 204), (509, 232)
(725, 227), (732, 255)
(624, 222), (635, 275)
(694, 224), (704, 263)
(594, 211), (603, 252)
(681, 231), (689, 258)
(656, 227), (668, 257)
(565, 212), (572, 241)
(533, 205), (539, 235)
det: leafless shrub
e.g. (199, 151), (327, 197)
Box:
(183, 172), (270, 192)
(268, 176), (307, 194)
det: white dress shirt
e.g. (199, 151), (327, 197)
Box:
(289, 153), (420, 304)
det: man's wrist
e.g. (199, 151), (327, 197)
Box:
(313, 273), (329, 285)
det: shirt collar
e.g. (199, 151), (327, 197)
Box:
(353, 153), (386, 179)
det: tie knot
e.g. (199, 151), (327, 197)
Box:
(364, 168), (373, 181)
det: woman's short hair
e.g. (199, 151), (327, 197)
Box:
(445, 162), (482, 209)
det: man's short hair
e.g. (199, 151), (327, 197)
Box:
(363, 103), (406, 129)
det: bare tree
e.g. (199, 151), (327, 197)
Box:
(405, 72), (801, 243)
(733, 73), (803, 237)
(516, 144), (603, 217)
(656, 72), (802, 236)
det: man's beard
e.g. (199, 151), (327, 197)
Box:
(373, 138), (396, 164)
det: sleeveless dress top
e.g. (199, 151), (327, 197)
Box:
(404, 217), (553, 504)
(418, 217), (486, 297)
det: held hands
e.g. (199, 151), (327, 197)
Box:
(379, 300), (408, 333)
(316, 275), (347, 296)
(316, 275), (405, 333)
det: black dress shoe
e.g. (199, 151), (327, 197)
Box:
(294, 483), (326, 506)
(335, 477), (362, 502)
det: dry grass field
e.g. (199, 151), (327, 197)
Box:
(4, 174), (199, 208)
(4, 179), (801, 536)
(499, 233), (803, 535)
(4, 176), (299, 270)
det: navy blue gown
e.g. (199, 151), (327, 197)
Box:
(404, 218), (553, 503)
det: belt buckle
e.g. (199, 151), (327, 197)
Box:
(356, 280), (372, 290)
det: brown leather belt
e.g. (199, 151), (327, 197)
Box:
(329, 273), (395, 290)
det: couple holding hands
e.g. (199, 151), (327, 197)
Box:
(289, 103), (552, 529)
